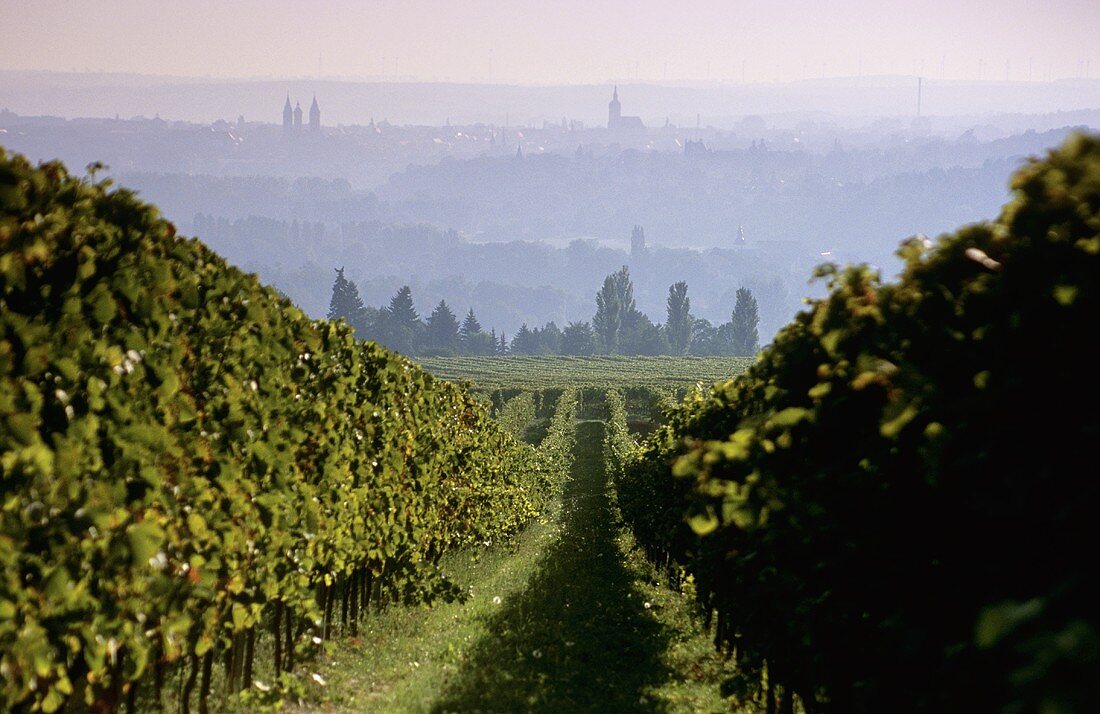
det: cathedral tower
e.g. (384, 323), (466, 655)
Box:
(293, 101), (303, 129)
(283, 93), (293, 129)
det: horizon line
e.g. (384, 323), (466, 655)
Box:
(4, 68), (1100, 89)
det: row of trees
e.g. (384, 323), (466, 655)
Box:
(591, 266), (759, 356)
(326, 269), (501, 356)
(327, 265), (760, 357)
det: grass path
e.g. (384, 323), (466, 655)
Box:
(295, 504), (564, 712)
(300, 420), (739, 712)
(430, 420), (670, 711)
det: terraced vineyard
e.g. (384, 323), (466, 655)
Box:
(417, 355), (754, 390)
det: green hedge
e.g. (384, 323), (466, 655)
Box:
(618, 134), (1100, 711)
(496, 392), (537, 442)
(0, 151), (564, 711)
(602, 390), (634, 474)
(536, 388), (579, 487)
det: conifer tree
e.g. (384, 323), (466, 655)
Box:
(460, 308), (482, 342)
(426, 300), (460, 354)
(388, 285), (419, 326)
(377, 285), (423, 355)
(459, 309), (496, 355)
(326, 267), (365, 326)
(510, 324), (538, 354)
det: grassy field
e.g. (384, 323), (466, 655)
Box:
(418, 355), (753, 390)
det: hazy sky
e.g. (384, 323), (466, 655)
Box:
(2, 0), (1098, 84)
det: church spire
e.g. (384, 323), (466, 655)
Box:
(309, 93), (320, 131)
(283, 92), (293, 129)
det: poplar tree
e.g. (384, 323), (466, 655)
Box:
(730, 287), (760, 356)
(594, 265), (641, 353)
(593, 273), (621, 352)
(665, 281), (692, 354)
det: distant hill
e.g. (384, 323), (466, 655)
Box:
(3, 70), (1100, 126)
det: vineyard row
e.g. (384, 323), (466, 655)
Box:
(0, 151), (577, 712)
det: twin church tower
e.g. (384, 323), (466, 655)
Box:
(283, 94), (320, 131)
